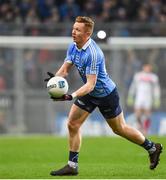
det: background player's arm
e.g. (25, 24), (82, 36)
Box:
(56, 62), (73, 78)
(72, 74), (97, 98)
(153, 76), (161, 108)
(127, 74), (137, 106)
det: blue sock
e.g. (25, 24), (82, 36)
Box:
(69, 151), (79, 163)
(141, 138), (154, 150)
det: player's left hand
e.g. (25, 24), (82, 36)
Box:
(50, 94), (73, 101)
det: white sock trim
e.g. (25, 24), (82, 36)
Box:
(148, 145), (156, 154)
(68, 161), (78, 168)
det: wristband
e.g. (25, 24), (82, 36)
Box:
(71, 92), (77, 99)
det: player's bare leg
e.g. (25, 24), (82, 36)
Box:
(67, 104), (89, 151)
(106, 112), (145, 144)
(106, 112), (163, 169)
(50, 104), (89, 176)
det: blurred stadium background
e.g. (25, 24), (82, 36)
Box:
(0, 0), (166, 136)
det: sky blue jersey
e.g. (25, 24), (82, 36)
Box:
(65, 38), (116, 97)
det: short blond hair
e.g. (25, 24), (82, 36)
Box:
(75, 16), (94, 35)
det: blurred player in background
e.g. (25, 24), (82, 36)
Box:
(45, 16), (162, 176)
(127, 63), (161, 135)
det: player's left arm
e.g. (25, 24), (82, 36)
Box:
(71, 74), (97, 99)
(51, 74), (97, 101)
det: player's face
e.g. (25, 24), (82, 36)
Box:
(72, 22), (90, 48)
(143, 64), (152, 72)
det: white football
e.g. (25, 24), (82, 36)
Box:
(47, 76), (68, 98)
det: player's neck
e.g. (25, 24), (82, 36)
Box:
(76, 38), (90, 49)
(76, 44), (82, 49)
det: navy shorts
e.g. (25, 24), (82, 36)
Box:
(74, 88), (122, 119)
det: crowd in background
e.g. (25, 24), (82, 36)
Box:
(0, 0), (165, 24)
(0, 0), (165, 36)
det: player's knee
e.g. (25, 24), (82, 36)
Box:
(67, 120), (80, 133)
(112, 125), (126, 136)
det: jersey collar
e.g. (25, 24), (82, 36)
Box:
(82, 38), (92, 50)
(74, 38), (92, 51)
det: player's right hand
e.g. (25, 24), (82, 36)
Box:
(44, 72), (55, 82)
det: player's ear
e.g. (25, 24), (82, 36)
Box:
(86, 31), (91, 37)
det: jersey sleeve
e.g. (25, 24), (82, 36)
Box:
(64, 43), (74, 64)
(153, 75), (161, 100)
(128, 73), (138, 98)
(85, 49), (99, 75)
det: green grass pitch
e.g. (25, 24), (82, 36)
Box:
(0, 135), (165, 179)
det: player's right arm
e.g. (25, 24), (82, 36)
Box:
(44, 62), (72, 82)
(55, 62), (73, 78)
(56, 43), (74, 77)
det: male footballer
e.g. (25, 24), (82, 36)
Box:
(45, 16), (163, 176)
(127, 63), (161, 135)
